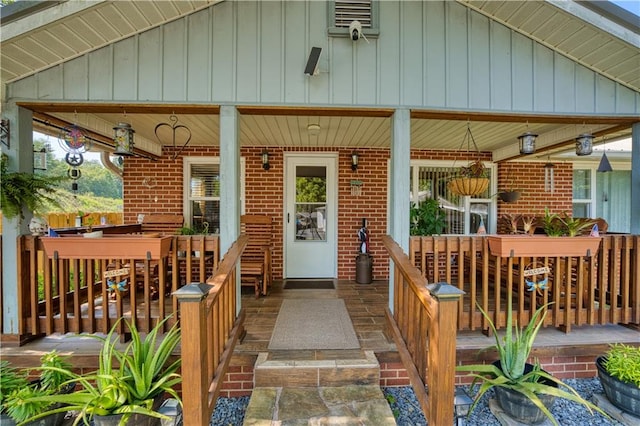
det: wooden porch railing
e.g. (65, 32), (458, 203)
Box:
(174, 234), (248, 426)
(11, 234), (219, 342)
(382, 235), (464, 426)
(410, 234), (640, 333)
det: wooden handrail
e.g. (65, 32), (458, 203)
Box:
(174, 234), (248, 426)
(382, 235), (464, 426)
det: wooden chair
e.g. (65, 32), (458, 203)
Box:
(240, 215), (273, 298)
(141, 214), (184, 235)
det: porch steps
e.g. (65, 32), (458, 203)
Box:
(243, 350), (397, 425)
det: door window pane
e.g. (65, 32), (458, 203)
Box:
(295, 166), (327, 241)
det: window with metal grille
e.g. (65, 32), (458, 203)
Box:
(328, 0), (379, 38)
(409, 162), (496, 235)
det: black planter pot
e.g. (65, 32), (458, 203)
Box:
(92, 413), (160, 426)
(492, 361), (557, 424)
(498, 191), (521, 203)
(596, 356), (640, 417)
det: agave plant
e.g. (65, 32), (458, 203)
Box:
(16, 317), (181, 426)
(457, 295), (608, 425)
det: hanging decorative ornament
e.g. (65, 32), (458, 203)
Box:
(61, 124), (90, 152)
(597, 137), (613, 173)
(544, 161), (555, 193)
(154, 115), (192, 160)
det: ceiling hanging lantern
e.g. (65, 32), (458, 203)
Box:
(517, 131), (538, 155)
(113, 122), (135, 156)
(575, 133), (594, 156)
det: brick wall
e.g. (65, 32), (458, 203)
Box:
(123, 148), (574, 279)
(497, 161), (573, 216)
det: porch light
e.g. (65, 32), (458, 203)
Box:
(113, 122), (135, 156)
(517, 131), (537, 155)
(575, 133), (593, 156)
(261, 149), (271, 170)
(33, 147), (47, 171)
(351, 151), (359, 171)
(307, 123), (321, 136)
(454, 387), (473, 425)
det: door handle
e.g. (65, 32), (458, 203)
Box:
(287, 213), (290, 223)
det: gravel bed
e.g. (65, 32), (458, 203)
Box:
(208, 378), (624, 425)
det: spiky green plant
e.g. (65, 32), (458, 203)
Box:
(457, 295), (608, 425)
(0, 361), (29, 411)
(603, 343), (640, 387)
(15, 317), (181, 426)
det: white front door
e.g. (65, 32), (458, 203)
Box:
(284, 154), (337, 278)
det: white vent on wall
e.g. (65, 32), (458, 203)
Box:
(335, 0), (372, 28)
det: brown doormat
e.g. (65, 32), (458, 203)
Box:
(268, 299), (359, 350)
(283, 280), (335, 290)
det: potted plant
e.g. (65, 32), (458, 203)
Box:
(457, 297), (607, 425)
(410, 199), (446, 235)
(2, 351), (74, 426)
(17, 318), (182, 426)
(1, 361), (29, 424)
(498, 189), (521, 203)
(447, 159), (489, 197)
(596, 343), (640, 417)
(0, 154), (62, 223)
(488, 209), (602, 257)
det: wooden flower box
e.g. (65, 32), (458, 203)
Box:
(40, 235), (172, 260)
(486, 235), (602, 258)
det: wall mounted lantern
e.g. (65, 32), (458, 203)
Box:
(351, 151), (359, 171)
(517, 131), (538, 155)
(261, 149), (271, 170)
(575, 133), (594, 156)
(113, 122), (135, 156)
(33, 147), (47, 171)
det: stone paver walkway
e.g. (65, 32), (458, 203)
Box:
(243, 385), (396, 425)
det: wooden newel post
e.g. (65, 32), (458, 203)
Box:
(174, 282), (213, 426)
(426, 282), (465, 426)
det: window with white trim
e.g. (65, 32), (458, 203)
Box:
(183, 157), (245, 234)
(572, 168), (593, 217)
(410, 161), (496, 235)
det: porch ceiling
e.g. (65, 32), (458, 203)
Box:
(30, 107), (635, 163)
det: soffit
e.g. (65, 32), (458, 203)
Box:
(0, 0), (222, 84)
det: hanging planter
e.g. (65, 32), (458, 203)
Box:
(448, 176), (489, 196)
(448, 124), (489, 197)
(498, 190), (521, 203)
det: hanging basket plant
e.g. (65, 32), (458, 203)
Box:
(448, 175), (489, 196)
(448, 124), (489, 197)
